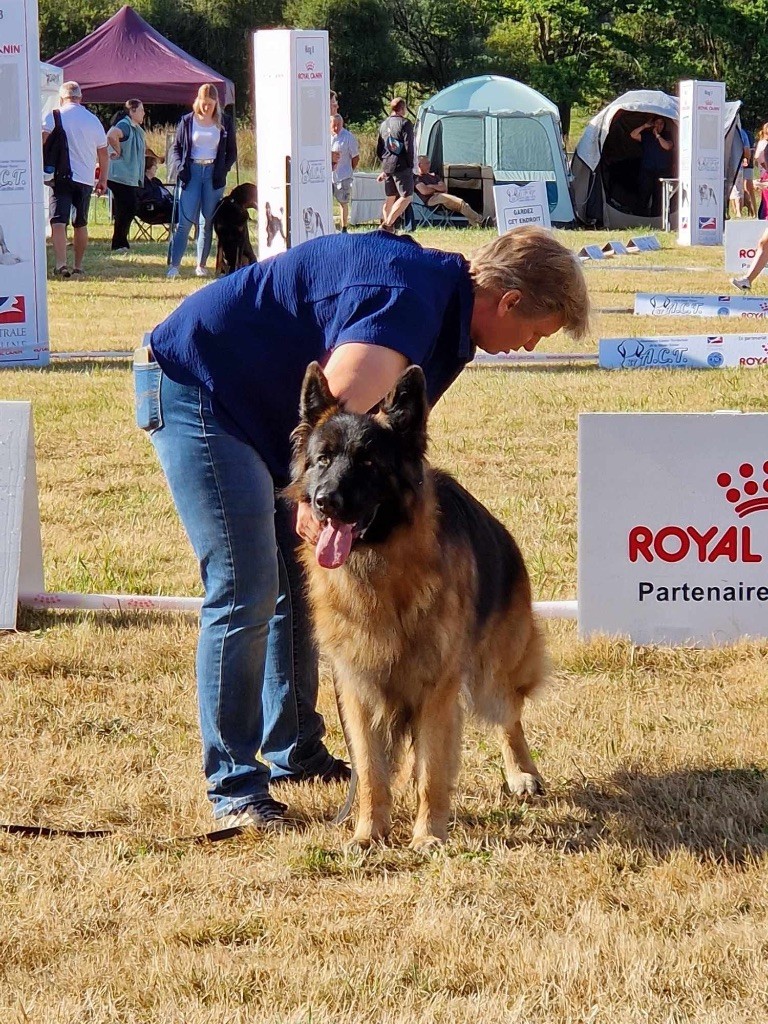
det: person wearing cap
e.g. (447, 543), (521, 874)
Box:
(42, 81), (109, 278)
(141, 226), (590, 832)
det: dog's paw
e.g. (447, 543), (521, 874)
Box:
(506, 773), (545, 799)
(347, 826), (389, 851)
(409, 833), (445, 853)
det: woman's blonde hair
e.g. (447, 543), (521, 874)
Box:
(469, 226), (590, 339)
(193, 83), (221, 126)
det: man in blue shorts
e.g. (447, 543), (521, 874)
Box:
(142, 227), (590, 831)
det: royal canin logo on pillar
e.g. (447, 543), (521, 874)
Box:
(628, 462), (768, 564)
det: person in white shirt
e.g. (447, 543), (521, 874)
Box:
(41, 81), (109, 278)
(330, 115), (359, 233)
(167, 83), (237, 278)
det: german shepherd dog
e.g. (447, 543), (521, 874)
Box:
(213, 183), (258, 274)
(287, 363), (546, 849)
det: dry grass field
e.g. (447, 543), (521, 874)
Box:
(1, 224), (767, 1023)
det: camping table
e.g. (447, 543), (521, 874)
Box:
(659, 177), (678, 232)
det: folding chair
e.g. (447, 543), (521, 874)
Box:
(411, 191), (453, 228)
(132, 181), (176, 243)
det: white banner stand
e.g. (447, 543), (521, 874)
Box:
(0, 0), (49, 367)
(579, 412), (768, 645)
(253, 29), (333, 258)
(0, 402), (44, 629)
(677, 80), (726, 246)
(724, 219), (768, 275)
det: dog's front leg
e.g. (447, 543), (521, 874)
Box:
(411, 687), (462, 850)
(339, 682), (392, 846)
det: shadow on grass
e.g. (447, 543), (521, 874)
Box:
(460, 766), (768, 864)
(567, 765), (768, 865)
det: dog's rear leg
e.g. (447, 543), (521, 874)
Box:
(499, 697), (544, 799)
(339, 684), (392, 846)
(410, 689), (462, 850)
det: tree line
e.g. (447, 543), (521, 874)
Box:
(40, 0), (768, 136)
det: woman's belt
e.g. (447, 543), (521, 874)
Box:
(192, 158), (215, 165)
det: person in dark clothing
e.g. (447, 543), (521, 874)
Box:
(376, 97), (415, 231)
(630, 116), (674, 217)
(139, 228), (590, 832)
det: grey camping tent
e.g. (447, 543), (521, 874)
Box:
(571, 89), (743, 229)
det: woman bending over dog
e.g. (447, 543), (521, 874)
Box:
(141, 227), (590, 833)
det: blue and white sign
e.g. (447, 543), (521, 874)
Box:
(600, 334), (768, 369)
(635, 293), (768, 318)
(493, 181), (551, 234)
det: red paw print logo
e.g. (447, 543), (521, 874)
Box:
(717, 463), (768, 517)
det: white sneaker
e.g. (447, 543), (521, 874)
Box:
(213, 800), (291, 834)
(732, 276), (751, 291)
(166, 266), (179, 279)
(195, 265), (209, 278)
(111, 247), (129, 256)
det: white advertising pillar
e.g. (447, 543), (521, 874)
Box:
(677, 80), (726, 247)
(0, 0), (49, 366)
(253, 29), (334, 259)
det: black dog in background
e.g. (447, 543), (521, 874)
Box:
(213, 183), (258, 274)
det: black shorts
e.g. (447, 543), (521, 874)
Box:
(50, 179), (93, 228)
(384, 169), (414, 198)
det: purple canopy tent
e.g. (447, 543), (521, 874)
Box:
(48, 5), (235, 107)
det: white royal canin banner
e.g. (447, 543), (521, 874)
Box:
(579, 413), (768, 645)
(493, 182), (551, 234)
(635, 293), (768, 319)
(0, 0), (49, 367)
(600, 334), (768, 369)
(724, 219), (768, 275)
(677, 80), (725, 246)
(253, 29), (333, 259)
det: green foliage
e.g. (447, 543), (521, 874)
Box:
(37, 0), (768, 129)
(284, 0), (400, 121)
(389, 0), (500, 94)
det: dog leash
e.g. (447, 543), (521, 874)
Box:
(2, 673), (357, 841)
(330, 666), (358, 825)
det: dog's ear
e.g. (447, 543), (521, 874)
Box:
(299, 362), (339, 426)
(381, 365), (428, 450)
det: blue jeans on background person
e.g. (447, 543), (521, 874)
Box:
(148, 371), (336, 818)
(169, 162), (224, 269)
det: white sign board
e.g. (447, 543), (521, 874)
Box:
(0, 0), (49, 367)
(724, 219), (767, 275)
(635, 292), (768, 319)
(253, 29), (333, 258)
(600, 334), (768, 369)
(579, 413), (768, 645)
(0, 402), (44, 629)
(678, 80), (725, 246)
(493, 182), (551, 234)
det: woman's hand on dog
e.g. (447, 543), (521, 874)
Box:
(296, 501), (321, 545)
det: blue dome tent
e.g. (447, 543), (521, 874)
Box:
(415, 76), (575, 225)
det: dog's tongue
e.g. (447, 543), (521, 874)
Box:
(316, 519), (355, 569)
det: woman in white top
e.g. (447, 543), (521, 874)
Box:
(168, 83), (237, 278)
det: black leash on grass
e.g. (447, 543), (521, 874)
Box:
(1, 673), (357, 842)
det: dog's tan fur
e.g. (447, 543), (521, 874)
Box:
(289, 377), (546, 849)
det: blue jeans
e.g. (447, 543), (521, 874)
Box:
(169, 162), (223, 269)
(148, 371), (335, 817)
